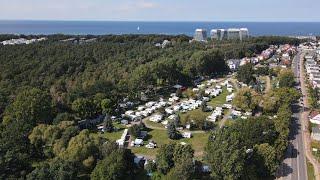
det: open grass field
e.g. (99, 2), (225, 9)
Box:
(131, 129), (210, 158)
(179, 87), (230, 123)
(311, 140), (320, 161)
(144, 119), (165, 129)
(131, 88), (231, 158)
(307, 160), (316, 180)
(94, 123), (127, 141)
(207, 87), (229, 107)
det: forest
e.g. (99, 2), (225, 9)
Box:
(0, 34), (302, 179)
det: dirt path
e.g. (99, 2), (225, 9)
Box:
(265, 76), (271, 93)
(218, 109), (231, 128)
(230, 78), (240, 90)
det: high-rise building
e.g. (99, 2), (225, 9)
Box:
(210, 28), (249, 41)
(240, 28), (249, 41)
(194, 29), (207, 42)
(227, 28), (241, 40)
(210, 29), (218, 40)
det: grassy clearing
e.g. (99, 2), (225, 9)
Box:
(179, 87), (230, 124)
(207, 87), (229, 107)
(307, 160), (316, 180)
(95, 122), (127, 141)
(311, 141), (320, 161)
(223, 119), (235, 127)
(179, 108), (211, 124)
(144, 119), (165, 129)
(131, 129), (210, 158)
(132, 86), (229, 158)
(103, 130), (124, 141)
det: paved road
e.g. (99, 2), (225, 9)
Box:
(277, 50), (308, 180)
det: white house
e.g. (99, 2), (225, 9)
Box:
(312, 127), (320, 141)
(223, 104), (232, 109)
(146, 141), (157, 149)
(226, 93), (235, 102)
(310, 114), (320, 125)
(165, 108), (174, 115)
(132, 138), (144, 147)
(149, 114), (163, 123)
(227, 59), (241, 71)
(116, 129), (128, 147)
(183, 132), (192, 138)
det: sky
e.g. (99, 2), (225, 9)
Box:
(0, 0), (319, 22)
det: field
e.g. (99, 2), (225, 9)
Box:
(131, 129), (210, 158)
(307, 160), (316, 180)
(96, 123), (127, 141)
(131, 87), (232, 158)
(311, 140), (320, 161)
(207, 87), (230, 107)
(144, 119), (165, 129)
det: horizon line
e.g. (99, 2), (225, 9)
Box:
(1, 19), (320, 23)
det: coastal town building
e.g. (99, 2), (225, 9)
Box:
(210, 28), (249, 41)
(1, 37), (47, 45)
(312, 127), (320, 141)
(194, 29), (207, 42)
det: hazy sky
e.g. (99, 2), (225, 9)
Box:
(0, 0), (319, 22)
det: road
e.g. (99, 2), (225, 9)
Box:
(277, 50), (308, 180)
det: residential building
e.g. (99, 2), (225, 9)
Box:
(227, 59), (241, 71)
(240, 28), (249, 40)
(210, 28), (249, 41)
(310, 114), (320, 125)
(194, 29), (207, 42)
(217, 29), (227, 40)
(312, 127), (320, 141)
(210, 29), (218, 40)
(227, 28), (241, 40)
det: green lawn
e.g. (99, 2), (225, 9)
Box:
(179, 108), (211, 124)
(144, 119), (165, 129)
(179, 87), (230, 123)
(223, 119), (235, 127)
(207, 87), (230, 107)
(131, 129), (210, 158)
(311, 141), (320, 161)
(307, 160), (316, 180)
(132, 87), (229, 158)
(96, 123), (127, 141)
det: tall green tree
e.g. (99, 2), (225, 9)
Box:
(28, 121), (79, 158)
(128, 124), (144, 138)
(59, 130), (104, 171)
(0, 121), (32, 179)
(101, 98), (113, 115)
(253, 143), (278, 177)
(3, 88), (53, 127)
(26, 159), (78, 180)
(237, 63), (255, 84)
(206, 129), (245, 179)
(90, 151), (126, 180)
(278, 70), (295, 88)
(167, 122), (180, 140)
(71, 98), (96, 119)
(233, 87), (260, 112)
(103, 115), (114, 133)
(166, 158), (194, 180)
(156, 143), (176, 174)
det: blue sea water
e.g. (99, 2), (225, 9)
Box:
(0, 20), (319, 36)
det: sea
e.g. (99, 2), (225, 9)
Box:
(0, 20), (319, 37)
